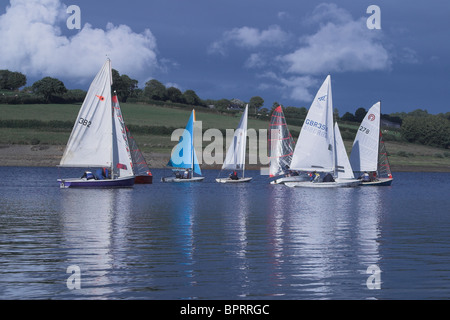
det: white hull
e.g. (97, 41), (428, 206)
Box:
(216, 177), (252, 183)
(161, 176), (204, 183)
(270, 175), (308, 185)
(285, 179), (361, 188)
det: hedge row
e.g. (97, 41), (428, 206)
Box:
(0, 119), (73, 129)
(0, 119), (186, 136)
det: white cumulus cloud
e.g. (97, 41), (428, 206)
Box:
(208, 25), (289, 55)
(0, 0), (159, 83)
(258, 72), (319, 102)
(280, 4), (391, 75)
(259, 4), (392, 103)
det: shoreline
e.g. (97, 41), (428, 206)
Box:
(0, 144), (449, 172)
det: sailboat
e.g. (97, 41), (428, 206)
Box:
(268, 106), (308, 184)
(285, 75), (360, 188)
(349, 101), (393, 186)
(161, 109), (204, 182)
(216, 104), (252, 183)
(112, 94), (153, 184)
(58, 59), (135, 188)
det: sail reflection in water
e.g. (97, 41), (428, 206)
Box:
(60, 188), (133, 298)
(159, 183), (254, 299)
(266, 185), (384, 298)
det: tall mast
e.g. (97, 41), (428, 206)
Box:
(192, 110), (195, 174)
(108, 59), (115, 179)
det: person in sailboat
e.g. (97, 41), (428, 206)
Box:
(229, 170), (239, 180)
(183, 169), (191, 179)
(310, 171), (320, 182)
(95, 168), (104, 180)
(284, 165), (299, 177)
(81, 171), (95, 180)
(361, 171), (370, 182)
(284, 165), (292, 177)
(95, 167), (111, 180)
(323, 173), (335, 182)
(371, 171), (378, 181)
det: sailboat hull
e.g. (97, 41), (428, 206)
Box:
(134, 175), (153, 184)
(270, 175), (308, 185)
(216, 177), (252, 183)
(58, 176), (135, 189)
(361, 178), (393, 186)
(285, 179), (361, 188)
(161, 176), (205, 183)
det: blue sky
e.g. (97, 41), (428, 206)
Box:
(1, 0), (449, 115)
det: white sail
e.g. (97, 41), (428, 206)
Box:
(334, 122), (355, 179)
(222, 104), (248, 171)
(349, 101), (381, 172)
(60, 60), (113, 168)
(290, 75), (335, 172)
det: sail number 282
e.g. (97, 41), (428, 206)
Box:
(78, 117), (92, 128)
(359, 126), (370, 134)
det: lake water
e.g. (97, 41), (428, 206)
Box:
(0, 167), (449, 300)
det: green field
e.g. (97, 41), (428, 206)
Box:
(1, 103), (449, 171)
(0, 102), (284, 130)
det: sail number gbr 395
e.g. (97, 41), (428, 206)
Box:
(78, 117), (92, 128)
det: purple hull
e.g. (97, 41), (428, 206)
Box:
(58, 176), (135, 188)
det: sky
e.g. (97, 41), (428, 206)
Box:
(0, 0), (449, 115)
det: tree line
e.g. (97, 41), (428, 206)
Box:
(0, 69), (265, 113)
(273, 104), (449, 149)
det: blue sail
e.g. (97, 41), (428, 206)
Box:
(167, 110), (202, 176)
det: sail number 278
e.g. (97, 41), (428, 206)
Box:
(359, 126), (370, 134)
(78, 117), (92, 128)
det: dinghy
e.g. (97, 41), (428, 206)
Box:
(216, 105), (252, 183)
(349, 101), (393, 186)
(58, 59), (135, 188)
(162, 110), (205, 182)
(285, 75), (360, 188)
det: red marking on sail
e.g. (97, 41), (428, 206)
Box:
(96, 95), (105, 101)
(268, 137), (292, 141)
(116, 163), (127, 170)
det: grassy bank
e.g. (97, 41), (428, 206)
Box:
(0, 103), (449, 171)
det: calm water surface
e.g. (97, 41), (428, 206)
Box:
(0, 167), (449, 300)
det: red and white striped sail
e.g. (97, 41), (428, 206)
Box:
(268, 106), (295, 177)
(113, 95), (152, 179)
